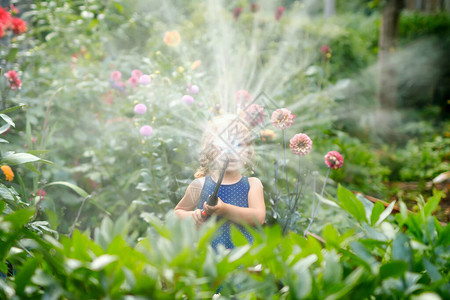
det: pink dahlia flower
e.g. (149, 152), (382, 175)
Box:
(290, 133), (312, 156)
(134, 103), (147, 114)
(128, 76), (139, 87)
(110, 71), (121, 81)
(131, 69), (143, 78)
(182, 95), (194, 105)
(324, 151), (344, 169)
(271, 108), (295, 130)
(140, 125), (153, 137)
(244, 104), (265, 127)
(139, 75), (151, 85)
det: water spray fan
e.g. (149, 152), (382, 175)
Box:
(201, 157), (229, 219)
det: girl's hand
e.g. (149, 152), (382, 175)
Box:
(192, 209), (205, 227)
(203, 197), (227, 216)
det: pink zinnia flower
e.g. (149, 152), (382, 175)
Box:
(11, 17), (26, 35)
(271, 108), (295, 130)
(110, 71), (121, 81)
(244, 104), (265, 127)
(289, 133), (312, 156)
(132, 69), (143, 78)
(186, 84), (199, 94)
(128, 76), (139, 87)
(182, 95), (194, 105)
(139, 75), (151, 85)
(233, 7), (243, 20)
(140, 125), (153, 137)
(275, 6), (285, 21)
(134, 103), (147, 114)
(324, 151), (344, 169)
(4, 70), (21, 90)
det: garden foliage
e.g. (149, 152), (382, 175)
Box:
(0, 0), (449, 298)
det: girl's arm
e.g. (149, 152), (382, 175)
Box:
(174, 178), (204, 221)
(204, 177), (265, 226)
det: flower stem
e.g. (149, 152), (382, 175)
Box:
(69, 195), (90, 238)
(282, 130), (291, 203)
(304, 168), (330, 237)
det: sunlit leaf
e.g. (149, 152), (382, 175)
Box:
(90, 254), (118, 271)
(375, 201), (396, 226)
(44, 181), (89, 198)
(370, 201), (385, 226)
(337, 185), (367, 223)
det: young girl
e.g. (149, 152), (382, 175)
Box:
(174, 114), (265, 250)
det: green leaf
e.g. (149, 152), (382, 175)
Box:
(230, 225), (248, 247)
(323, 250), (343, 286)
(315, 193), (340, 208)
(0, 114), (15, 127)
(337, 185), (367, 223)
(0, 104), (25, 114)
(370, 201), (385, 226)
(392, 233), (413, 270)
(5, 47), (19, 62)
(90, 254), (118, 271)
(1, 152), (53, 166)
(379, 261), (408, 279)
(0, 123), (10, 135)
(4, 208), (34, 228)
(375, 201), (396, 226)
(114, 2), (125, 14)
(437, 223), (450, 246)
(44, 181), (89, 198)
(423, 258), (442, 282)
(15, 256), (41, 296)
(424, 191), (441, 218)
(0, 138), (8, 143)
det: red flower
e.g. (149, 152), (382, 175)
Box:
(324, 151), (344, 169)
(36, 189), (46, 199)
(0, 7), (11, 28)
(275, 6), (285, 21)
(251, 3), (260, 12)
(11, 17), (27, 35)
(4, 70), (22, 90)
(233, 7), (243, 20)
(0, 25), (4, 39)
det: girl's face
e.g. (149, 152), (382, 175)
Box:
(210, 128), (252, 172)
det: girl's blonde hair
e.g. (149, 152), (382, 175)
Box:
(194, 114), (255, 178)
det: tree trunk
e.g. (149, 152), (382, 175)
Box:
(376, 0), (403, 134)
(324, 0), (335, 18)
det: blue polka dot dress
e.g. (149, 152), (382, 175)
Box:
(197, 176), (253, 250)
